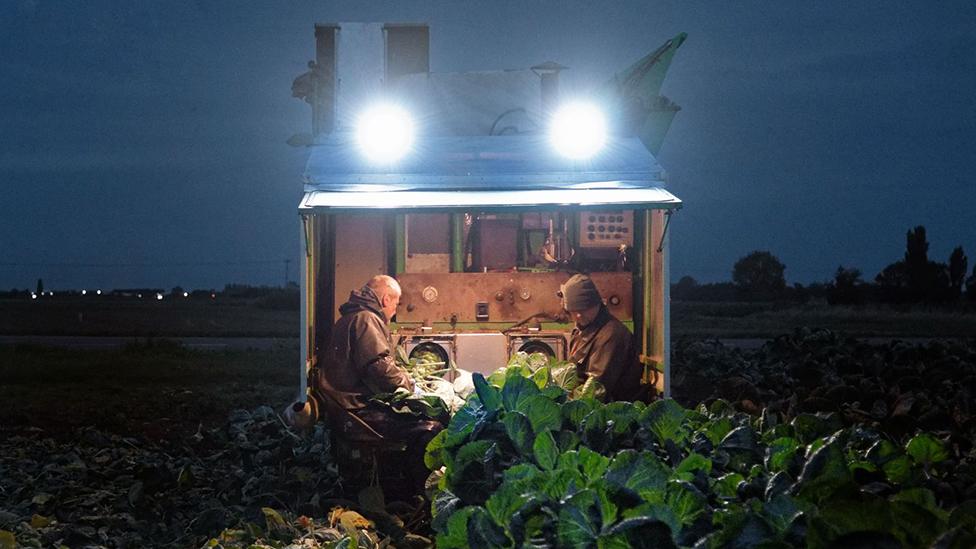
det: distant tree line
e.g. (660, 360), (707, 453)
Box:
(674, 226), (976, 306)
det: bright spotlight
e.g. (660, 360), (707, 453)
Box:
(183, 291), (189, 298)
(31, 293), (37, 300)
(81, 289), (87, 295)
(355, 104), (414, 163)
(156, 293), (163, 301)
(96, 289), (102, 295)
(550, 102), (607, 159)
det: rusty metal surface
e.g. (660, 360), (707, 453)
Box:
(397, 271), (632, 323)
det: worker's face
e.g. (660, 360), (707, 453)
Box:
(381, 290), (401, 322)
(569, 304), (601, 328)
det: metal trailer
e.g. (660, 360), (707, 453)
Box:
(292, 22), (684, 402)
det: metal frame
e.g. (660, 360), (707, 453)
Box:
(298, 199), (679, 398)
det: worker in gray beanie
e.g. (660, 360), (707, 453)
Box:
(561, 274), (651, 403)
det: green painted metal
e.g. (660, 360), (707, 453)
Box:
(450, 214), (465, 272)
(639, 105), (680, 156)
(606, 32), (687, 100)
(641, 211), (654, 368)
(394, 214), (406, 274)
(391, 320), (635, 333)
(597, 32), (687, 156)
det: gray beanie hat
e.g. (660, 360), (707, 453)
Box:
(560, 274), (603, 311)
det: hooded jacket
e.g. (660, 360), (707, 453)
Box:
(569, 306), (650, 403)
(317, 286), (414, 410)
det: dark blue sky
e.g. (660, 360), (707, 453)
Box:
(2, 1), (974, 290)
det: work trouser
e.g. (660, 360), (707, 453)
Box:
(352, 405), (445, 495)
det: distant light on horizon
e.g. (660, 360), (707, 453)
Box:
(155, 293), (163, 301)
(81, 289), (87, 295)
(31, 292), (37, 300)
(96, 289), (102, 295)
(183, 291), (189, 297)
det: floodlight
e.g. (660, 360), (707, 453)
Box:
(355, 104), (415, 163)
(550, 102), (607, 159)
(81, 289), (87, 295)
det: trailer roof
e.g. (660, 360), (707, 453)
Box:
(302, 134), (668, 192)
(299, 186), (680, 213)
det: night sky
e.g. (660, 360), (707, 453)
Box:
(2, 1), (974, 291)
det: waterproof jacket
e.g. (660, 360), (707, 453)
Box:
(569, 306), (650, 403)
(317, 287), (414, 410)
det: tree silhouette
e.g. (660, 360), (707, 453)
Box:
(732, 251), (786, 299)
(827, 266), (865, 305)
(967, 264), (976, 303)
(672, 275), (699, 300)
(885, 226), (951, 303)
(949, 247), (967, 301)
(875, 260), (909, 303)
(904, 226), (930, 301)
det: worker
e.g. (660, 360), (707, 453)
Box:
(315, 274), (443, 495)
(560, 273), (652, 402)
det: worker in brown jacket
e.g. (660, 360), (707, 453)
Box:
(561, 274), (651, 403)
(316, 275), (442, 494)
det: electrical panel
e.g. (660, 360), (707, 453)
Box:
(579, 210), (633, 248)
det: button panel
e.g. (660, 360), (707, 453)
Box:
(579, 210), (633, 247)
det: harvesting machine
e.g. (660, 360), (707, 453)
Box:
(291, 23), (686, 402)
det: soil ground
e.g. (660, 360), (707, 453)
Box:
(0, 342), (297, 441)
(5, 297), (976, 339)
(3, 297), (974, 439)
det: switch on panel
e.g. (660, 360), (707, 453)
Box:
(475, 301), (489, 321)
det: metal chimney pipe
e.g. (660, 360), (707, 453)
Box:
(532, 61), (568, 117)
(313, 24), (338, 136)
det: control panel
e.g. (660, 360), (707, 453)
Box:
(579, 210), (633, 248)
(397, 271), (633, 323)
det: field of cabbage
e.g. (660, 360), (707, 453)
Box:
(2, 330), (976, 548)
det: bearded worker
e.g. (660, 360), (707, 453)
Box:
(561, 273), (652, 403)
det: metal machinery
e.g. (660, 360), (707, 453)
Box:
(293, 22), (685, 396)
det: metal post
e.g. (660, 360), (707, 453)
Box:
(451, 214), (465, 272)
(642, 210), (654, 373)
(299, 215), (311, 399)
(662, 211), (672, 398)
(395, 215), (406, 274)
